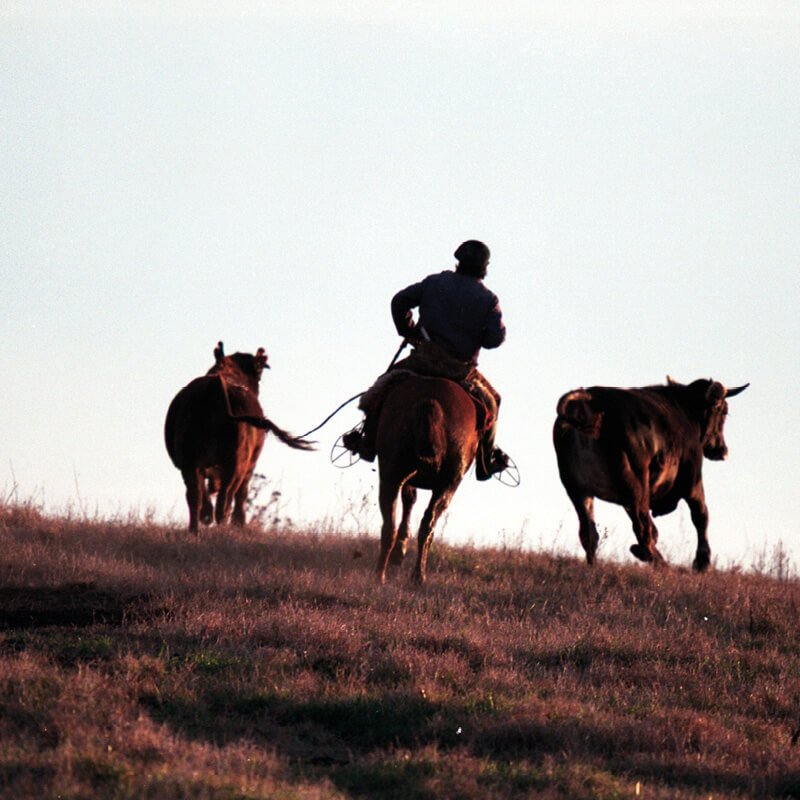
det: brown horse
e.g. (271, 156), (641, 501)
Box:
(374, 375), (480, 584)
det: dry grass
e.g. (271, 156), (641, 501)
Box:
(1, 501), (799, 799)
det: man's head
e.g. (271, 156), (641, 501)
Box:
(454, 240), (490, 279)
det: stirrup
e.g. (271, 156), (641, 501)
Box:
(492, 453), (520, 487)
(331, 425), (363, 468)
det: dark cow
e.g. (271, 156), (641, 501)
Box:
(553, 377), (748, 570)
(165, 342), (313, 533)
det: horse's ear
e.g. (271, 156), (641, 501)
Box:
(214, 341), (225, 364)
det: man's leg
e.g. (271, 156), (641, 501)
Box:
(342, 370), (410, 461)
(470, 372), (509, 481)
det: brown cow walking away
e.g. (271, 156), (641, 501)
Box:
(165, 342), (313, 533)
(373, 374), (480, 584)
(553, 376), (748, 570)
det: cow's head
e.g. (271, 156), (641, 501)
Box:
(210, 341), (270, 392)
(678, 378), (748, 460)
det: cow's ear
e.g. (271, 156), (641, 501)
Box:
(666, 375), (680, 386)
(255, 347), (270, 371)
(705, 381), (726, 405)
(214, 341), (225, 364)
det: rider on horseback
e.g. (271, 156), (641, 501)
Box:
(343, 239), (510, 481)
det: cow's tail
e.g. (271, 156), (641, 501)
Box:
(555, 390), (603, 439)
(216, 374), (315, 450)
(413, 399), (446, 464)
(240, 415), (316, 450)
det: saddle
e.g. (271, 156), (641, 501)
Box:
(359, 368), (494, 433)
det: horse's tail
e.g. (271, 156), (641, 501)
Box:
(413, 399), (446, 463)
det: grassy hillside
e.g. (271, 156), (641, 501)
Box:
(1, 503), (799, 799)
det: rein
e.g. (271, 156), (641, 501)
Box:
(217, 373), (245, 420)
(297, 392), (364, 440)
(296, 338), (412, 440)
(217, 373), (267, 428)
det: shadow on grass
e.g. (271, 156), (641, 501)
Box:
(140, 687), (794, 798)
(140, 689), (473, 798)
(0, 583), (159, 630)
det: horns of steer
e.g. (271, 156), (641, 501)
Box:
(725, 383), (749, 398)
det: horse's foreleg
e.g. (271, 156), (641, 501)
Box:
(390, 484), (417, 568)
(413, 488), (453, 585)
(377, 479), (401, 583)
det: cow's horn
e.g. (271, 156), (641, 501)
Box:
(725, 382), (749, 398)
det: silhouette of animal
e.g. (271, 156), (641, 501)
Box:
(373, 375), (480, 584)
(165, 342), (313, 533)
(553, 377), (748, 570)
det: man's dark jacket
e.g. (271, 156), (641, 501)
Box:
(391, 270), (506, 365)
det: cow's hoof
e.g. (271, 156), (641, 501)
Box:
(630, 544), (652, 563)
(693, 552), (711, 572)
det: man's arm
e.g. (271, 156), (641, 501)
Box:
(391, 281), (424, 338)
(481, 294), (506, 350)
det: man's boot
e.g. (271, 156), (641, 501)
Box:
(342, 414), (377, 462)
(475, 431), (509, 481)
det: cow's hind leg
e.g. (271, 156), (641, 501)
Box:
(377, 477), (403, 583)
(390, 485), (417, 567)
(182, 468), (204, 534)
(686, 486), (711, 571)
(569, 493), (600, 565)
(231, 467), (256, 527)
(625, 507), (665, 566)
(413, 487), (455, 585)
(620, 457), (665, 567)
(215, 463), (247, 527)
(200, 477), (215, 526)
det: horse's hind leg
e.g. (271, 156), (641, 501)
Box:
(413, 488), (454, 585)
(390, 485), (416, 567)
(376, 478), (402, 583)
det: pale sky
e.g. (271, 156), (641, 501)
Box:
(2, 3), (798, 570)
